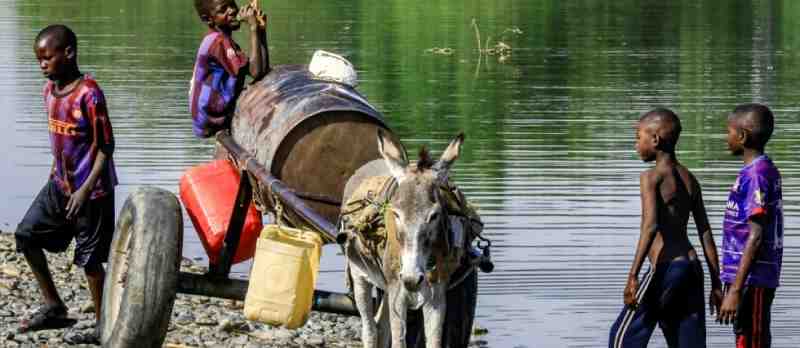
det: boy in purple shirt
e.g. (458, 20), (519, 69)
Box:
(189, 0), (269, 138)
(717, 104), (783, 348)
(15, 25), (117, 337)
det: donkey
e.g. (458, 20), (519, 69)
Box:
(341, 131), (464, 348)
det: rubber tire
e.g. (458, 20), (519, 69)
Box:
(99, 187), (183, 348)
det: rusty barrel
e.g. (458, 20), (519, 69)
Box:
(231, 65), (396, 228)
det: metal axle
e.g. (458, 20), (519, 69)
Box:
(176, 272), (359, 316)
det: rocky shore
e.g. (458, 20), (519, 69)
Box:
(0, 232), (489, 347)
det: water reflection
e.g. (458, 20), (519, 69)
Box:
(1, 0), (799, 346)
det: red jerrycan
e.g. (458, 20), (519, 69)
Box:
(179, 159), (263, 265)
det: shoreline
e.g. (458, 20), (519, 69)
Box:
(0, 232), (489, 347)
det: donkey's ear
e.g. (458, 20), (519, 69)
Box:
(377, 129), (408, 180)
(435, 132), (464, 174)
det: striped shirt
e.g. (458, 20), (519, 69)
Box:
(189, 30), (248, 138)
(45, 74), (117, 199)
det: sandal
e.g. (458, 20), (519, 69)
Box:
(18, 304), (75, 333)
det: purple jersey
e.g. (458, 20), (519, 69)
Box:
(45, 75), (118, 199)
(189, 30), (248, 138)
(721, 155), (783, 288)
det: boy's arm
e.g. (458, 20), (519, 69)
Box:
(245, 6), (269, 80)
(66, 151), (107, 219)
(718, 214), (765, 324)
(624, 171), (659, 306)
(690, 180), (723, 314)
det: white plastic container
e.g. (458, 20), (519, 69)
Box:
(308, 50), (358, 87)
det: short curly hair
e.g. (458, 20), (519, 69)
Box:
(729, 103), (774, 149)
(34, 24), (77, 50)
(639, 108), (681, 153)
(193, 0), (218, 19)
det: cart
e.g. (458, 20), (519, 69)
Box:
(98, 65), (491, 347)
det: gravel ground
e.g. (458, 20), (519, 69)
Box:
(0, 232), (490, 347)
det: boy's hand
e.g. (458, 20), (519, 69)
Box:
(66, 186), (90, 220)
(718, 288), (740, 325)
(240, 5), (266, 28)
(255, 11), (266, 28)
(623, 275), (639, 307)
(709, 287), (723, 317)
(252, 9), (266, 28)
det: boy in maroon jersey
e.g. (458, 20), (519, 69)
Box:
(15, 25), (117, 336)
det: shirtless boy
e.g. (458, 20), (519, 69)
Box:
(609, 108), (722, 348)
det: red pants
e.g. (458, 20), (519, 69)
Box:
(723, 285), (776, 348)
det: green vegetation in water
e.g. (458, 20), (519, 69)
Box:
(471, 19), (521, 63)
(424, 20), (522, 59)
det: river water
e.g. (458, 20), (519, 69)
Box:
(2, 0), (800, 346)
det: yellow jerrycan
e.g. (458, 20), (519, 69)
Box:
(244, 221), (322, 329)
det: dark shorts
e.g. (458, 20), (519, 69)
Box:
(15, 180), (115, 268)
(723, 284), (775, 348)
(609, 259), (707, 348)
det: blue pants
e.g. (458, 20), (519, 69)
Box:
(609, 259), (707, 348)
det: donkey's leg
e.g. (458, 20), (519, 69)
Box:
(351, 266), (378, 348)
(389, 284), (408, 348)
(422, 283), (447, 348)
(375, 292), (392, 348)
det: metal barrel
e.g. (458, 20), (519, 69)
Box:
(231, 65), (399, 228)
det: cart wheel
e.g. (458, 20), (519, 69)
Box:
(100, 187), (183, 348)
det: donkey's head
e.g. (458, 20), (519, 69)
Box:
(377, 130), (464, 292)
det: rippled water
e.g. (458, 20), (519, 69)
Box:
(2, 0), (800, 346)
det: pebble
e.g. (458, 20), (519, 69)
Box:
(230, 334), (249, 346)
(13, 334), (29, 343)
(218, 317), (249, 333)
(272, 327), (296, 340)
(191, 296), (209, 304)
(175, 312), (195, 326)
(74, 320), (93, 330)
(0, 278), (18, 289)
(195, 314), (218, 326)
(307, 334), (325, 346)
